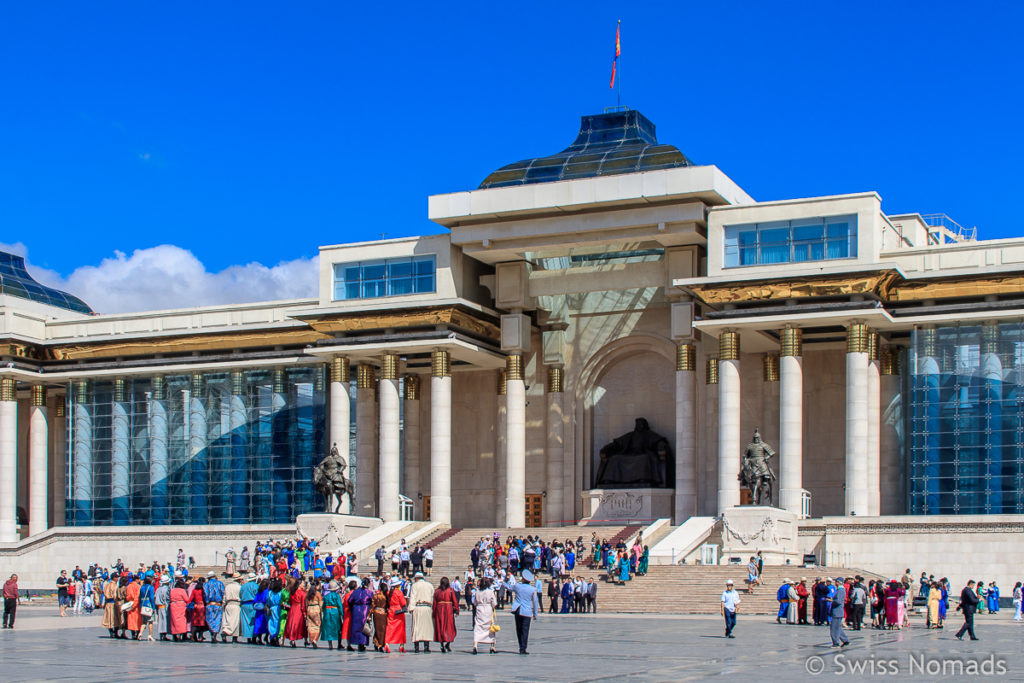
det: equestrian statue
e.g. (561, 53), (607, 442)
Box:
(313, 443), (354, 514)
(738, 428), (776, 506)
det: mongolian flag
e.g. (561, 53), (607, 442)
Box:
(610, 20), (620, 89)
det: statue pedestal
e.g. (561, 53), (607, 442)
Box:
(580, 488), (673, 525)
(719, 506), (798, 565)
(295, 514), (382, 553)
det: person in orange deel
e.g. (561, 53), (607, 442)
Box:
(124, 575), (142, 639)
(384, 577), (408, 653)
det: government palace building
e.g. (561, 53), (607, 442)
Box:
(2, 109), (1023, 586)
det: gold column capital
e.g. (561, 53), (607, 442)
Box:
(762, 353), (779, 382)
(981, 321), (999, 355)
(356, 365), (376, 389)
(74, 379), (88, 404)
(230, 370), (245, 395)
(706, 357), (719, 385)
(381, 353), (400, 380)
(676, 343), (696, 372)
(497, 368), (507, 396)
(151, 376), (166, 401)
(918, 326), (937, 358)
(719, 330), (740, 361)
(780, 327), (803, 357)
(879, 346), (896, 375)
(431, 350), (451, 378)
(113, 377), (126, 403)
(867, 330), (880, 361)
(546, 366), (564, 393)
(55, 400), (66, 418)
(847, 322), (869, 354)
(404, 375), (420, 401)
(506, 354), (523, 382)
(191, 373), (204, 394)
(330, 356), (350, 383)
(272, 368), (285, 394)
(31, 385), (46, 407)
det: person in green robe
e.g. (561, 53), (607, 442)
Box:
(277, 579), (292, 642)
(321, 580), (342, 649)
(638, 546), (650, 576)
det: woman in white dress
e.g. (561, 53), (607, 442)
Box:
(472, 577), (498, 655)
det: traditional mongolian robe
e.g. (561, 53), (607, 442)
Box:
(101, 580), (119, 630)
(284, 586), (307, 642)
(341, 589), (353, 645)
(988, 586), (1000, 613)
(939, 586), (949, 621)
(385, 588), (407, 646)
(204, 578), (225, 634)
(277, 587), (290, 640)
(371, 590), (388, 649)
(797, 583), (809, 623)
(884, 585), (903, 628)
(125, 581), (142, 633)
(786, 586), (798, 624)
(189, 584), (207, 632)
(321, 590), (342, 642)
(253, 588), (270, 636)
(221, 580), (241, 637)
(169, 587), (189, 635)
(409, 579), (434, 644)
(472, 588), (496, 645)
(432, 586), (459, 644)
(239, 581), (258, 638)
(306, 589), (323, 642)
(155, 582), (170, 635)
(776, 584), (788, 621)
(928, 588), (940, 626)
(347, 588), (372, 646)
(266, 590), (282, 639)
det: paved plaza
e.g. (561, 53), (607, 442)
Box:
(2, 605), (1023, 681)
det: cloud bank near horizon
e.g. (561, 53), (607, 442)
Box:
(0, 242), (319, 314)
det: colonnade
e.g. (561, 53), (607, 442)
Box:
(712, 322), (892, 517)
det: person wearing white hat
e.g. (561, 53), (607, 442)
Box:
(220, 573), (242, 643)
(409, 571), (434, 653)
(155, 574), (172, 640)
(382, 577), (408, 653)
(721, 580), (740, 638)
(502, 570), (540, 655)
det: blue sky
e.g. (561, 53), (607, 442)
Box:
(1, 1), (1022, 308)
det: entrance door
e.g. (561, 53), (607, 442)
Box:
(525, 494), (543, 528)
(423, 496), (431, 522)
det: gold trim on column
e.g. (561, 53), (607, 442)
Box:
(314, 367), (325, 392)
(381, 353), (400, 380)
(892, 346), (903, 376)
(879, 346), (895, 375)
(981, 321), (999, 355)
(706, 357), (719, 385)
(74, 380), (88, 404)
(719, 330), (740, 361)
(497, 368), (507, 396)
(192, 373), (204, 394)
(113, 377), (126, 403)
(762, 354), (779, 382)
(356, 365), (375, 389)
(846, 322), (869, 354)
(151, 376), (166, 401)
(867, 330), (880, 361)
(55, 401), (66, 418)
(919, 326), (937, 358)
(430, 350), (450, 378)
(273, 369), (285, 394)
(404, 375), (420, 400)
(546, 367), (564, 393)
(780, 327), (802, 357)
(676, 343), (696, 372)
(31, 385), (46, 407)
(231, 370), (245, 395)
(330, 356), (351, 383)
(506, 354), (523, 381)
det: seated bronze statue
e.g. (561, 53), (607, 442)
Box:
(593, 417), (673, 488)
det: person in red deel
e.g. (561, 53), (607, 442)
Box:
(2, 574), (20, 629)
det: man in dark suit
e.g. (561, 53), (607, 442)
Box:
(830, 577), (850, 647)
(956, 580), (980, 641)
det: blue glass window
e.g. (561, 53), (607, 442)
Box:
(333, 255), (436, 301)
(723, 215), (857, 268)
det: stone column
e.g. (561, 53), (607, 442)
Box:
(505, 354), (526, 528)
(866, 331), (882, 516)
(0, 378), (18, 541)
(229, 371), (249, 522)
(403, 376), (420, 518)
(981, 321), (1004, 512)
(378, 354), (401, 523)
(29, 386), (49, 536)
(845, 322), (869, 516)
(72, 380), (92, 525)
(111, 378), (130, 525)
(704, 357), (718, 516)
(52, 399), (66, 527)
(675, 344), (697, 522)
(717, 330), (741, 513)
(495, 369), (507, 526)
(430, 350), (452, 525)
(355, 365), (377, 517)
(546, 367), (564, 526)
(149, 376), (169, 525)
(779, 327), (803, 515)
(189, 374), (208, 524)
(329, 358), (351, 513)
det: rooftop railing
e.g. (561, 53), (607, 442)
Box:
(921, 213), (977, 244)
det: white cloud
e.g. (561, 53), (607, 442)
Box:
(12, 244), (319, 314)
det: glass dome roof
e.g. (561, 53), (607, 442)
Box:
(0, 251), (93, 314)
(479, 109), (692, 189)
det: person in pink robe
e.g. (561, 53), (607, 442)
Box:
(168, 579), (189, 640)
(284, 583), (307, 645)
